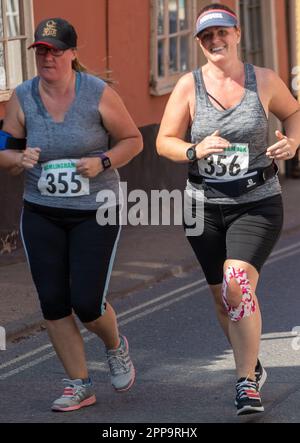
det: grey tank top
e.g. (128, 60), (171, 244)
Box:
(16, 72), (120, 210)
(187, 63), (281, 204)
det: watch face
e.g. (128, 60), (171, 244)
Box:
(100, 154), (111, 169)
(103, 157), (111, 169)
(187, 147), (196, 161)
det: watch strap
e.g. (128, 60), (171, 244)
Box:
(99, 152), (111, 170)
(186, 144), (197, 162)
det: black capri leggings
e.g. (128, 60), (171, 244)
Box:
(184, 194), (284, 285)
(21, 201), (120, 323)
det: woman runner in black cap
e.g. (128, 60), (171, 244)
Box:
(0, 17), (142, 412)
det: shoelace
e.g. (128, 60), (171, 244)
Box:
(236, 379), (259, 400)
(106, 349), (129, 375)
(61, 379), (87, 399)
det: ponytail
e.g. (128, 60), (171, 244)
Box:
(72, 58), (88, 73)
(72, 56), (114, 85)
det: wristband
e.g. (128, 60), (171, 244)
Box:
(0, 130), (27, 151)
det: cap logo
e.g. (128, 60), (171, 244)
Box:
(200, 12), (224, 24)
(42, 20), (58, 38)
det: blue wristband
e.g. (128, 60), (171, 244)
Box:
(0, 129), (26, 151)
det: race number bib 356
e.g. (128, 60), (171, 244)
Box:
(37, 159), (90, 197)
(197, 143), (249, 180)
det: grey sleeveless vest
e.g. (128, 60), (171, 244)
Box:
(187, 63), (281, 204)
(16, 72), (120, 210)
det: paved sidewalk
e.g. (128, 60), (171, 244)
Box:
(0, 178), (299, 340)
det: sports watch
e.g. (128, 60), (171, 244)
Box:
(186, 144), (197, 162)
(99, 152), (111, 170)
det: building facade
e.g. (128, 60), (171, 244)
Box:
(0, 0), (295, 242)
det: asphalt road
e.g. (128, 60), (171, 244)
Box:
(1, 228), (300, 424)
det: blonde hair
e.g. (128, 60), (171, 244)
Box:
(72, 56), (114, 85)
(72, 57), (88, 72)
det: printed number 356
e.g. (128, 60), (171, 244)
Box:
(204, 154), (241, 177)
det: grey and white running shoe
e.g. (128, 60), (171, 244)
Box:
(51, 378), (96, 412)
(106, 335), (135, 392)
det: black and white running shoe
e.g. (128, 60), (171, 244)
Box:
(235, 377), (264, 416)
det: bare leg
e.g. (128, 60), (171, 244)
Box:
(224, 260), (262, 380)
(46, 315), (89, 380)
(46, 302), (120, 380)
(210, 283), (230, 343)
(83, 302), (120, 350)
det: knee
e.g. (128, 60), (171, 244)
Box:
(40, 294), (71, 320)
(72, 301), (106, 324)
(222, 266), (256, 322)
(226, 277), (243, 308)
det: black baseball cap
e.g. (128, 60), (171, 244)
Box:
(28, 18), (77, 50)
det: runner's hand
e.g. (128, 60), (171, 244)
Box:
(196, 130), (230, 160)
(76, 157), (103, 178)
(266, 130), (297, 160)
(19, 147), (41, 170)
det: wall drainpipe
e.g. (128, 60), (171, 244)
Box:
(105, 0), (113, 81)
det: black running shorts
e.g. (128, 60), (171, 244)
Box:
(21, 201), (120, 322)
(183, 194), (283, 285)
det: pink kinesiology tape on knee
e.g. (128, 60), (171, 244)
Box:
(222, 266), (256, 322)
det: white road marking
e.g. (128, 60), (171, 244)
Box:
(0, 279), (206, 373)
(0, 286), (206, 380)
(266, 249), (300, 265)
(111, 270), (153, 280)
(0, 243), (299, 379)
(124, 261), (169, 269)
(269, 241), (300, 257)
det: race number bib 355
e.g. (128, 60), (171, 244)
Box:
(197, 143), (249, 180)
(37, 159), (90, 197)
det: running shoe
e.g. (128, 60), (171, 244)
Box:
(106, 335), (135, 392)
(51, 378), (96, 412)
(235, 377), (264, 416)
(255, 359), (267, 391)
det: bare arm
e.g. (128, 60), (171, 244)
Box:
(0, 91), (25, 173)
(266, 70), (300, 159)
(77, 85), (143, 177)
(156, 73), (229, 163)
(156, 74), (193, 162)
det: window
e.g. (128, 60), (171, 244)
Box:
(0, 0), (35, 100)
(150, 0), (197, 96)
(239, 0), (264, 66)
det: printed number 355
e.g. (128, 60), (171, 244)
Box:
(46, 172), (82, 194)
